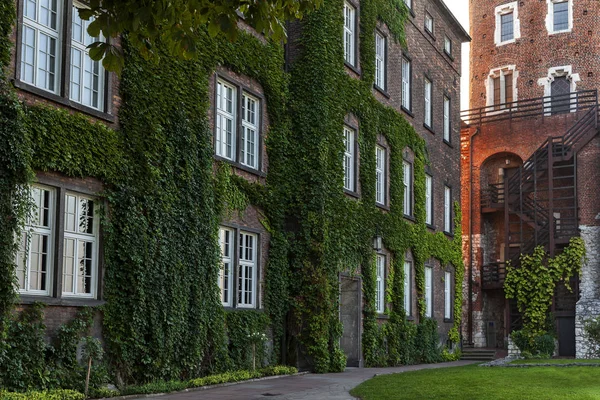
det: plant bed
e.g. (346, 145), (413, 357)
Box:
(510, 359), (600, 365)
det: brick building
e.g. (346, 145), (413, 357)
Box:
(2, 0), (468, 375)
(461, 0), (600, 357)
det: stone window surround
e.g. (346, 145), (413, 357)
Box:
(546, 0), (573, 35)
(494, 2), (521, 46)
(485, 65), (518, 112)
(537, 65), (580, 115)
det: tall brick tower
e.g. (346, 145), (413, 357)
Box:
(462, 0), (600, 357)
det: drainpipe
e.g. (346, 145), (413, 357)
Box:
(468, 127), (480, 345)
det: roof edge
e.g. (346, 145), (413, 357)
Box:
(433, 0), (471, 42)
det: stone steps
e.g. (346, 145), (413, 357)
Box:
(460, 348), (497, 361)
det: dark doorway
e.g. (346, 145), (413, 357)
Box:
(551, 77), (570, 115)
(557, 317), (575, 357)
(340, 275), (361, 367)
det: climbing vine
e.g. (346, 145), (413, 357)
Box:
(504, 237), (586, 346)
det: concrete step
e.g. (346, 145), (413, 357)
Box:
(460, 348), (496, 361)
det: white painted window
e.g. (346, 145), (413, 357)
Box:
(62, 192), (98, 297)
(487, 66), (517, 109)
(238, 231), (257, 308)
(70, 6), (104, 110)
(375, 32), (386, 89)
(376, 254), (385, 314)
(21, 0), (62, 93)
(403, 161), (412, 216)
(403, 260), (411, 316)
(343, 2), (355, 66)
(424, 78), (432, 127)
(444, 36), (452, 56)
(444, 185), (452, 233)
(343, 126), (355, 191)
(401, 57), (411, 110)
(443, 96), (450, 142)
(241, 93), (260, 169)
(216, 80), (237, 160)
(425, 174), (433, 225)
(218, 227), (234, 306)
(494, 2), (520, 46)
(425, 12), (433, 33)
(546, 0), (572, 34)
(425, 266), (433, 318)
(445, 270), (452, 319)
(375, 145), (386, 205)
(403, 0), (411, 10)
(16, 186), (54, 295)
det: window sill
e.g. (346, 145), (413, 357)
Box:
(377, 313), (390, 319)
(407, 315), (415, 321)
(376, 201), (390, 211)
(426, 223), (435, 231)
(18, 295), (105, 307)
(443, 139), (453, 148)
(401, 106), (414, 118)
(214, 156), (266, 178)
(496, 38), (516, 47)
(344, 61), (361, 77)
(425, 28), (435, 41)
(374, 85), (390, 98)
(548, 29), (572, 36)
(444, 50), (454, 61)
(406, 6), (415, 18)
(444, 230), (454, 238)
(444, 318), (453, 323)
(424, 123), (435, 134)
(344, 188), (360, 199)
(13, 79), (115, 123)
(404, 214), (416, 222)
(223, 307), (264, 312)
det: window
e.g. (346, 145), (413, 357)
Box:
(425, 266), (433, 318)
(343, 126), (356, 192)
(494, 2), (520, 45)
(403, 260), (411, 316)
(443, 96), (451, 142)
(424, 12), (433, 34)
(376, 254), (385, 313)
(540, 66), (580, 115)
(403, 0), (412, 10)
(19, 1), (110, 113)
(549, 0), (571, 33)
(375, 145), (386, 205)
(551, 76), (571, 114)
(444, 270), (452, 320)
(374, 32), (386, 90)
(21, 0), (62, 93)
(343, 2), (356, 66)
(444, 185), (452, 233)
(401, 57), (411, 111)
(218, 227), (258, 308)
(16, 184), (100, 298)
(488, 66), (516, 109)
(444, 36), (452, 56)
(425, 174), (433, 226)
(70, 8), (104, 110)
(215, 78), (262, 170)
(424, 78), (432, 128)
(403, 161), (412, 216)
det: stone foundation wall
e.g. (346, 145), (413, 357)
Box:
(576, 226), (600, 358)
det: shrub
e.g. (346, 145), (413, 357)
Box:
(0, 389), (85, 400)
(512, 330), (555, 357)
(583, 317), (600, 357)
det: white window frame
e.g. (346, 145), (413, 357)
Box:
(401, 57), (411, 111)
(375, 145), (386, 205)
(216, 79), (237, 161)
(424, 12), (434, 34)
(70, 4), (105, 111)
(425, 266), (433, 318)
(403, 161), (412, 216)
(546, 0), (572, 35)
(425, 174), (433, 226)
(21, 0), (63, 94)
(374, 32), (386, 90)
(375, 254), (385, 314)
(486, 65), (518, 110)
(494, 2), (520, 46)
(241, 93), (260, 169)
(343, 1), (356, 66)
(343, 126), (356, 192)
(218, 227), (234, 307)
(62, 191), (99, 298)
(444, 270), (452, 320)
(444, 36), (452, 56)
(403, 0), (412, 10)
(444, 185), (452, 233)
(237, 231), (258, 308)
(537, 65), (580, 115)
(16, 185), (55, 296)
(403, 259), (411, 316)
(424, 78), (432, 128)
(443, 95), (450, 142)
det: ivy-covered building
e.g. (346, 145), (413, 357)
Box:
(0, 0), (467, 386)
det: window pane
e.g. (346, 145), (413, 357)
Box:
(554, 1), (569, 31)
(344, 127), (355, 191)
(500, 12), (514, 41)
(404, 261), (411, 315)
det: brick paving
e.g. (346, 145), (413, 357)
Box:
(153, 360), (477, 400)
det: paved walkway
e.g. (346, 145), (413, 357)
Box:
(156, 360), (477, 400)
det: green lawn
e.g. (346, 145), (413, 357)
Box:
(350, 364), (600, 399)
(511, 358), (600, 365)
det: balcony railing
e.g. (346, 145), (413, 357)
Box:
(481, 183), (505, 209)
(461, 90), (598, 126)
(482, 262), (507, 289)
